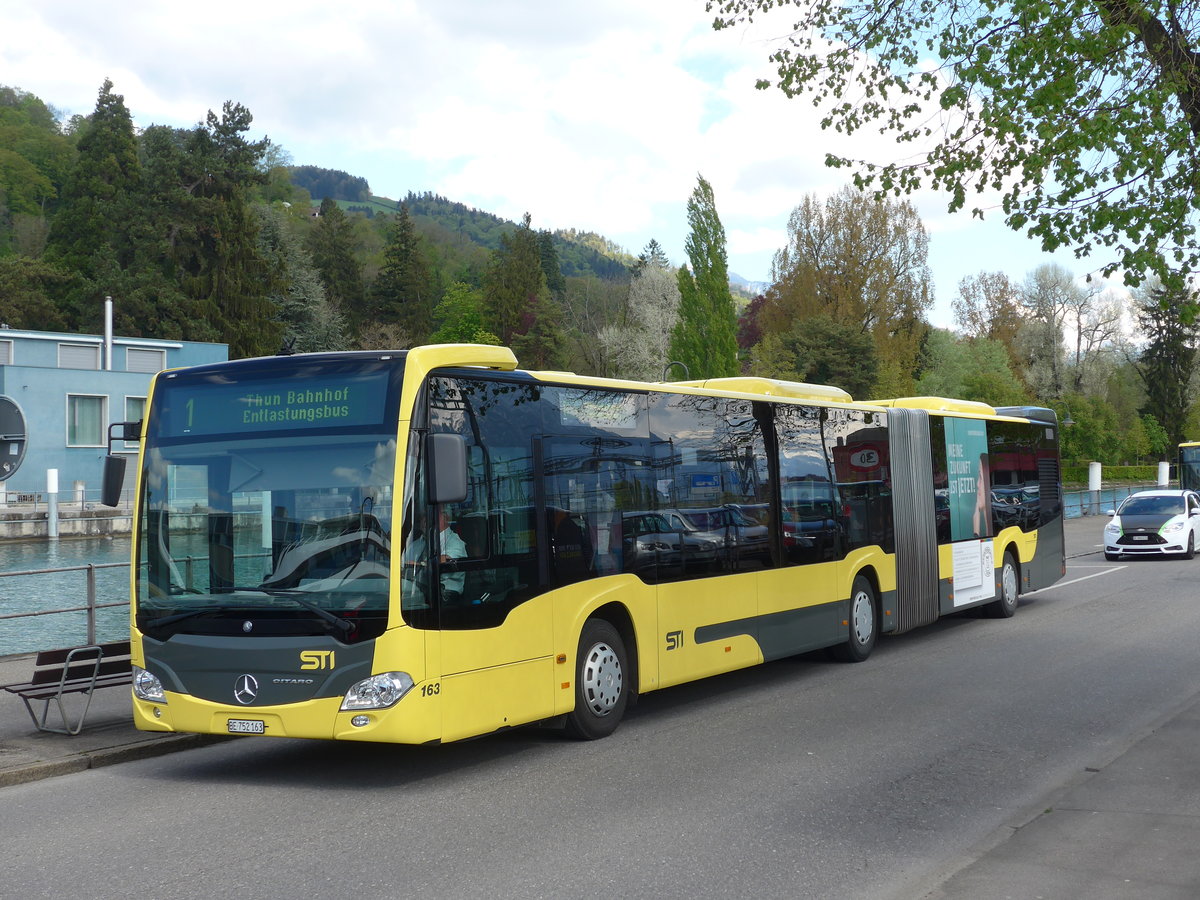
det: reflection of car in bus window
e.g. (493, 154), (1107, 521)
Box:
(670, 506), (770, 568)
(621, 511), (720, 576)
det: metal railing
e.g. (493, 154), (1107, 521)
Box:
(0, 561), (130, 647)
(1062, 482), (1164, 518)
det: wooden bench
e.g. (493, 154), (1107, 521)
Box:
(2, 641), (133, 735)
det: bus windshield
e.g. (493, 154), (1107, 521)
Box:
(134, 357), (402, 643)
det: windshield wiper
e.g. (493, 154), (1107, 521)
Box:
(227, 586), (354, 634)
(143, 605), (231, 628)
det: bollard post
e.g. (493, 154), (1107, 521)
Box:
(86, 563), (97, 644)
(1087, 462), (1102, 516)
(1158, 461), (1170, 487)
(47, 468), (59, 540)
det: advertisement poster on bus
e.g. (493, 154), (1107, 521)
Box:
(945, 418), (990, 541)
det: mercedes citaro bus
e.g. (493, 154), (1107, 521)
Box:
(102, 344), (1065, 744)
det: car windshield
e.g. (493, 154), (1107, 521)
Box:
(1119, 495), (1185, 516)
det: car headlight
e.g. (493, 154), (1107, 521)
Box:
(1104, 521), (1121, 535)
(1163, 520), (1186, 534)
(133, 665), (166, 702)
(340, 672), (415, 710)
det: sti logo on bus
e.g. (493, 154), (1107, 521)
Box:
(300, 650), (336, 670)
(666, 630), (684, 651)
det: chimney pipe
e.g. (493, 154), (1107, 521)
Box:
(104, 296), (113, 371)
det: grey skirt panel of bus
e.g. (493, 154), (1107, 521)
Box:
(887, 408), (939, 633)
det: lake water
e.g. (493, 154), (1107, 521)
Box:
(0, 536), (134, 656)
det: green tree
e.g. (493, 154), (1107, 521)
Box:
(711, 0), (1200, 291)
(430, 282), (500, 344)
(257, 206), (347, 353)
(632, 238), (671, 275)
(306, 198), (366, 329)
(44, 79), (142, 327)
(917, 329), (1030, 407)
(669, 175), (738, 379)
(166, 101), (281, 358)
(0, 256), (71, 329)
(1134, 280), (1200, 450)
(483, 213), (547, 345)
(789, 314), (878, 398)
(513, 291), (566, 370)
(370, 204), (434, 343)
(761, 185), (932, 392)
(537, 230), (566, 298)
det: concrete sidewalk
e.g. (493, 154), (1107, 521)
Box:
(0, 650), (221, 787)
(2, 515), (1198, 897)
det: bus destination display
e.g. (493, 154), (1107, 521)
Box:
(160, 373), (390, 436)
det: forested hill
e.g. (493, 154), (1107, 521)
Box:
(289, 167), (634, 282)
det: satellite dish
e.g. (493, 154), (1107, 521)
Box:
(0, 397), (28, 480)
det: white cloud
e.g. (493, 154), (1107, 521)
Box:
(1, 0), (1087, 324)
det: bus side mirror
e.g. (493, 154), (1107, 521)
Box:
(101, 455), (126, 507)
(427, 433), (468, 505)
(100, 420), (141, 508)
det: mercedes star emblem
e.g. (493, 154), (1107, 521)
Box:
(234, 674), (259, 705)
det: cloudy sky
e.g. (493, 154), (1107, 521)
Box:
(4, 0), (1091, 327)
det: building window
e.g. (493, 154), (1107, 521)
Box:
(59, 343), (101, 370)
(67, 395), (107, 447)
(126, 348), (166, 373)
(0, 340), (12, 365)
(123, 397), (146, 450)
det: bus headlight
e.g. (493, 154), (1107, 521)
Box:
(340, 672), (415, 710)
(133, 666), (166, 703)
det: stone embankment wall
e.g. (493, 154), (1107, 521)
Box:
(0, 507), (132, 540)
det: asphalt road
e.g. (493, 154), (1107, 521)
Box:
(3, 549), (1198, 900)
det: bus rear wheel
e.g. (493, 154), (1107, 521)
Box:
(985, 551), (1019, 618)
(565, 619), (629, 740)
(830, 574), (877, 663)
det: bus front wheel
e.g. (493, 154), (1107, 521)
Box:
(566, 619), (629, 740)
(830, 574), (877, 663)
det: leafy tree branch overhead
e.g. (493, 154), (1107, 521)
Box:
(709, 0), (1200, 293)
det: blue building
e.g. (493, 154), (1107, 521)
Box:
(0, 322), (227, 502)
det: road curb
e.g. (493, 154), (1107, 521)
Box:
(0, 733), (229, 788)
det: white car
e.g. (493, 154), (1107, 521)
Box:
(1104, 489), (1200, 560)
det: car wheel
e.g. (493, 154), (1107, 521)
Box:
(1104, 551), (1119, 561)
(985, 551), (1019, 618)
(829, 574), (877, 662)
(1185, 533), (1195, 561)
(565, 619), (629, 740)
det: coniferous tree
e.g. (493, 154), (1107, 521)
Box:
(537, 230), (566, 298)
(484, 213), (547, 345)
(1135, 281), (1200, 451)
(44, 79), (143, 328)
(371, 204), (434, 343)
(669, 176), (738, 379)
(167, 101), (281, 357)
(632, 238), (671, 274)
(306, 197), (366, 330)
(258, 206), (347, 352)
(513, 290), (566, 369)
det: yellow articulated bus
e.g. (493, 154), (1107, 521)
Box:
(101, 344), (1065, 744)
(1180, 442), (1200, 491)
